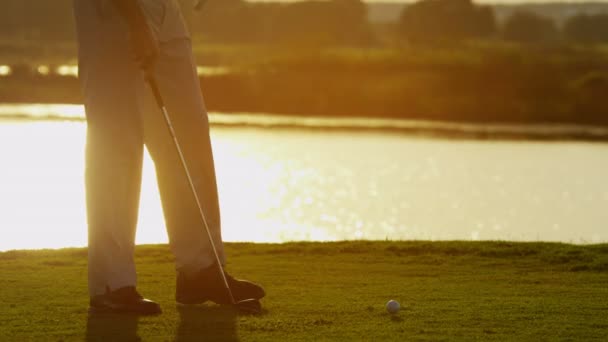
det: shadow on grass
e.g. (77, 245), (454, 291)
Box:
(175, 304), (238, 341)
(390, 315), (404, 322)
(85, 312), (140, 342)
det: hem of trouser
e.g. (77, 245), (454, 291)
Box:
(89, 278), (137, 297)
(89, 281), (138, 296)
(107, 279), (137, 293)
(89, 288), (107, 298)
(177, 258), (216, 276)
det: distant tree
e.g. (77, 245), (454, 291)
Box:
(563, 13), (608, 44)
(502, 11), (558, 44)
(0, 0), (74, 41)
(398, 0), (496, 45)
(572, 72), (608, 124)
(272, 0), (373, 46)
(191, 0), (374, 46)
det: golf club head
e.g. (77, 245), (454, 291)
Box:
(234, 299), (262, 315)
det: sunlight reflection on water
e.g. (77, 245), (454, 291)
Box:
(0, 120), (607, 251)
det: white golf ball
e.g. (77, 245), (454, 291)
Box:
(386, 300), (400, 314)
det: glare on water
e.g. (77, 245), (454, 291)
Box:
(0, 118), (607, 251)
(0, 65), (11, 76)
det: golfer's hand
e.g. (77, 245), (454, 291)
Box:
(109, 0), (159, 72)
(129, 22), (160, 72)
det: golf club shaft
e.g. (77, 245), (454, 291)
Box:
(146, 75), (236, 305)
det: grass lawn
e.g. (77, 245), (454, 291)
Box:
(1, 241), (607, 341)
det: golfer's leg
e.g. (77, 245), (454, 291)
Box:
(74, 0), (144, 296)
(141, 38), (225, 275)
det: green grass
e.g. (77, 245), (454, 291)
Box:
(1, 241), (607, 341)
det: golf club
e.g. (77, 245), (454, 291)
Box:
(146, 74), (261, 315)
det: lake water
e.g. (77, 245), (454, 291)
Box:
(1, 104), (607, 251)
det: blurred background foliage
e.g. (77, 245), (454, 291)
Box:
(1, 0), (608, 124)
(4, 0), (608, 47)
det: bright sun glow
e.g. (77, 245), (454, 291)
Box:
(56, 65), (79, 77)
(0, 104), (85, 120)
(37, 65), (51, 76)
(196, 66), (231, 76)
(1, 107), (607, 251)
(0, 65), (12, 76)
(46, 65), (231, 78)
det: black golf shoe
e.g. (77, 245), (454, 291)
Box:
(176, 263), (265, 305)
(89, 286), (162, 315)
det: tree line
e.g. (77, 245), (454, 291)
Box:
(398, 0), (608, 45)
(2, 0), (608, 46)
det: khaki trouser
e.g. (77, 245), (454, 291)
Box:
(73, 0), (225, 296)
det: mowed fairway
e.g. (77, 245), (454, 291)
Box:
(1, 241), (607, 341)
